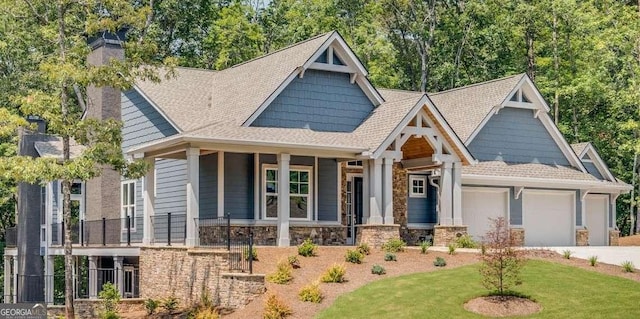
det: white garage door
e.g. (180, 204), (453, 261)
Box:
(523, 191), (574, 246)
(586, 195), (609, 246)
(462, 188), (509, 242)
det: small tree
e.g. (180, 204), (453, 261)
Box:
(479, 217), (526, 297)
(99, 282), (120, 319)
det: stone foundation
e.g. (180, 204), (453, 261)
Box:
(400, 227), (434, 245)
(356, 225), (400, 248)
(576, 229), (589, 246)
(139, 247), (265, 309)
(199, 225), (346, 246)
(609, 230), (620, 246)
(510, 228), (525, 247)
(47, 299), (144, 319)
(433, 225), (468, 247)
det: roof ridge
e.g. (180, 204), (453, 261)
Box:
(174, 66), (217, 73)
(224, 31), (334, 70)
(429, 73), (525, 96)
(377, 87), (424, 95)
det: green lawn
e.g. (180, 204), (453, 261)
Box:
(316, 260), (640, 319)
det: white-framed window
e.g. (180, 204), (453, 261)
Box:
(121, 180), (136, 229)
(263, 165), (312, 220)
(409, 175), (427, 198)
(346, 160), (363, 167)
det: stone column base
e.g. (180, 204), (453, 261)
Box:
(433, 225), (468, 247)
(576, 229), (589, 246)
(609, 230), (620, 246)
(510, 228), (525, 247)
(356, 224), (400, 248)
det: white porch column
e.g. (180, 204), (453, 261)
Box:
(113, 256), (124, 297)
(44, 255), (54, 303)
(3, 256), (10, 303)
(88, 256), (98, 299)
(12, 256), (17, 303)
(369, 159), (383, 224)
(452, 162), (463, 225)
(277, 153), (291, 246)
(439, 162), (453, 225)
(185, 147), (200, 247)
(143, 159), (155, 245)
(383, 157), (395, 224)
(361, 160), (370, 223)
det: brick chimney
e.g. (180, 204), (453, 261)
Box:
(85, 30), (126, 221)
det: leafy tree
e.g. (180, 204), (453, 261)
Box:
(0, 1), (173, 316)
(479, 217), (526, 297)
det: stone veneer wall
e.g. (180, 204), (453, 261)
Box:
(510, 228), (525, 247)
(48, 299), (144, 319)
(576, 229), (589, 246)
(200, 225), (346, 246)
(433, 225), (468, 246)
(356, 225), (400, 248)
(139, 247), (265, 309)
(609, 230), (620, 246)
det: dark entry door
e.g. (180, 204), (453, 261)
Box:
(353, 177), (363, 242)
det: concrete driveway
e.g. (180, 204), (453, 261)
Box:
(546, 246), (640, 269)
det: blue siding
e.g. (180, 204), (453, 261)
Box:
(468, 108), (570, 165)
(224, 153), (254, 219)
(199, 153), (218, 219)
(583, 162), (603, 180)
(251, 70), (374, 132)
(407, 174), (437, 224)
(318, 159), (338, 221)
(154, 159), (187, 216)
(121, 90), (178, 150)
(510, 187), (523, 226)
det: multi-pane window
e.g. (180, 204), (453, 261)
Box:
(409, 175), (427, 198)
(346, 160), (363, 167)
(264, 167), (311, 219)
(122, 181), (136, 229)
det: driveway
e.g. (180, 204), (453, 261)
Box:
(546, 246), (640, 268)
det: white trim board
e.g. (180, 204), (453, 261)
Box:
(576, 143), (616, 182)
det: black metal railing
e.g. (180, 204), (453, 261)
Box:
(151, 213), (186, 245)
(196, 214), (254, 273)
(51, 217), (144, 247)
(5, 226), (17, 247)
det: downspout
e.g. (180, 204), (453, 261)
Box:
(429, 175), (440, 223)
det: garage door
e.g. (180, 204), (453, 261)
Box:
(462, 188), (508, 242)
(523, 191), (574, 246)
(585, 195), (609, 246)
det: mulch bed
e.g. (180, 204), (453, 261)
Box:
(464, 296), (542, 317)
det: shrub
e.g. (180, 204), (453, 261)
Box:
(298, 282), (323, 303)
(622, 261), (635, 273)
(287, 255), (300, 269)
(480, 244), (487, 255)
(384, 253), (397, 262)
(562, 250), (572, 259)
(448, 243), (456, 255)
(455, 234), (478, 248)
(244, 247), (258, 261)
(345, 249), (364, 264)
(419, 240), (431, 254)
(588, 256), (598, 267)
(433, 257), (447, 267)
(263, 294), (292, 319)
(382, 238), (406, 252)
(144, 298), (159, 315)
(162, 295), (179, 312)
(267, 260), (293, 284)
(298, 238), (317, 257)
(99, 282), (120, 319)
(479, 217), (527, 296)
(371, 264), (386, 275)
(192, 307), (219, 319)
(320, 263), (346, 283)
(357, 243), (371, 255)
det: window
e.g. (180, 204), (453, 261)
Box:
(121, 181), (136, 229)
(264, 166), (312, 220)
(409, 175), (427, 198)
(347, 160), (363, 167)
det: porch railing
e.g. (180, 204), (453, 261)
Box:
(51, 216), (144, 246)
(196, 214), (254, 273)
(4, 226), (17, 247)
(151, 213), (186, 245)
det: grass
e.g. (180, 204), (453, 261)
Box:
(316, 260), (640, 319)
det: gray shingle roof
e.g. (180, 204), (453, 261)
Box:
(136, 32), (334, 132)
(429, 74), (524, 142)
(34, 138), (84, 159)
(463, 160), (600, 181)
(571, 142), (590, 157)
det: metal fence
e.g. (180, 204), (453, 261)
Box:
(151, 213), (186, 245)
(50, 217), (144, 246)
(196, 214), (254, 273)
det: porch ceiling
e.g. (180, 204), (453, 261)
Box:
(401, 136), (435, 160)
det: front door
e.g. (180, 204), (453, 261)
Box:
(346, 176), (364, 245)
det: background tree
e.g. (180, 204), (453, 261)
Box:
(0, 0), (173, 316)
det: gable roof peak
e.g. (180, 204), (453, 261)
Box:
(429, 73), (525, 97)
